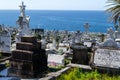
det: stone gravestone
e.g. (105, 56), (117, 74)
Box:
(8, 36), (48, 78)
(107, 28), (114, 39)
(16, 2), (30, 42)
(0, 29), (11, 52)
(75, 30), (81, 43)
(93, 49), (120, 69)
(71, 44), (88, 65)
(48, 54), (65, 66)
(91, 30), (120, 71)
(115, 24), (120, 39)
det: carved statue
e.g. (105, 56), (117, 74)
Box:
(20, 2), (26, 17)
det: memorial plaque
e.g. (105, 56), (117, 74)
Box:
(94, 49), (120, 69)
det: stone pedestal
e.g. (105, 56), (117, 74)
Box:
(8, 36), (48, 78)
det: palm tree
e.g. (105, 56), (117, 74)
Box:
(106, 0), (120, 26)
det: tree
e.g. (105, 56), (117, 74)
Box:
(106, 0), (120, 26)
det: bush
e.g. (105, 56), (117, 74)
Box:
(58, 68), (120, 80)
(5, 61), (10, 67)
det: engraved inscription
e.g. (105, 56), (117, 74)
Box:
(94, 49), (120, 68)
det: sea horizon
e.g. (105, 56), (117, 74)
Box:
(0, 9), (105, 11)
(0, 10), (113, 33)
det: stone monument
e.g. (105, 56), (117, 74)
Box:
(71, 45), (88, 65)
(75, 30), (81, 43)
(115, 25), (120, 44)
(8, 36), (48, 78)
(16, 2), (30, 42)
(0, 28), (11, 52)
(8, 2), (48, 78)
(107, 28), (114, 39)
(91, 29), (120, 71)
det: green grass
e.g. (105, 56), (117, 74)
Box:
(48, 65), (65, 72)
(57, 68), (120, 80)
(5, 62), (10, 67)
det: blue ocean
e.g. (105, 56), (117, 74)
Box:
(0, 10), (113, 33)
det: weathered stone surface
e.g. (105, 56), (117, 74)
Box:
(71, 45), (88, 65)
(21, 36), (37, 43)
(48, 54), (65, 66)
(93, 49), (120, 69)
(16, 42), (35, 51)
(8, 36), (48, 78)
(99, 38), (118, 48)
(12, 50), (33, 61)
(67, 63), (92, 70)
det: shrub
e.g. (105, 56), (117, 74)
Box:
(58, 68), (120, 80)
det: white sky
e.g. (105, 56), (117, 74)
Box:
(0, 0), (107, 10)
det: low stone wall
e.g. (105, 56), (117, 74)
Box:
(39, 67), (71, 80)
(0, 57), (11, 62)
(39, 63), (92, 80)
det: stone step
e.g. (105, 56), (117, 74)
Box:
(16, 42), (35, 51)
(21, 36), (37, 43)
